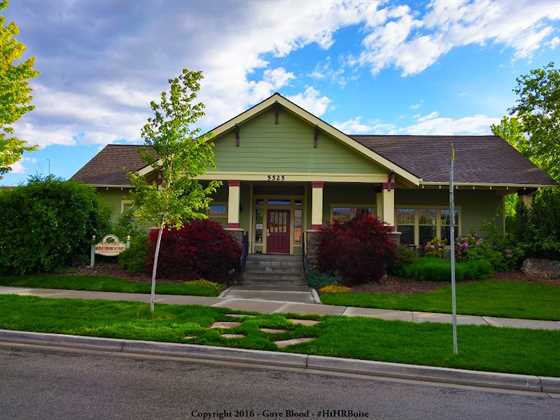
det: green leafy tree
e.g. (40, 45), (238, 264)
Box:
(130, 69), (220, 312)
(509, 63), (560, 181)
(0, 0), (38, 177)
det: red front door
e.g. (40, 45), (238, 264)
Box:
(267, 209), (290, 254)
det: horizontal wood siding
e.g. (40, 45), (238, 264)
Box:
(213, 109), (386, 174)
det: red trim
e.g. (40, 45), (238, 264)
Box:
(227, 222), (240, 229)
(228, 180), (241, 187)
(311, 181), (324, 188)
(311, 224), (322, 230)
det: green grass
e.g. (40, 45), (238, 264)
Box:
(0, 295), (558, 377)
(0, 275), (223, 297)
(320, 280), (560, 321)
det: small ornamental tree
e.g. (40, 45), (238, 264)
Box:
(130, 69), (220, 312)
(0, 0), (39, 177)
(318, 214), (396, 285)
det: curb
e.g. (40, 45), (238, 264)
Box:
(0, 329), (559, 394)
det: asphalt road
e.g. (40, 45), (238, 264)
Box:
(0, 346), (558, 420)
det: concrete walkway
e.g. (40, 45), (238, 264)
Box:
(1, 286), (559, 330)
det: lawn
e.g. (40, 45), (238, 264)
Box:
(320, 280), (560, 321)
(0, 295), (559, 377)
(0, 274), (223, 297)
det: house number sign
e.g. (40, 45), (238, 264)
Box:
(267, 175), (286, 181)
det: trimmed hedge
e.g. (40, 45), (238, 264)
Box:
(146, 219), (241, 283)
(400, 257), (493, 281)
(0, 176), (110, 274)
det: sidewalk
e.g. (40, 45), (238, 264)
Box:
(1, 285), (559, 330)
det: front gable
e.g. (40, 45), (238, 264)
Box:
(212, 107), (387, 177)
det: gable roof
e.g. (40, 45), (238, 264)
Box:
(71, 144), (151, 186)
(352, 135), (555, 186)
(70, 94), (556, 188)
(195, 93), (421, 185)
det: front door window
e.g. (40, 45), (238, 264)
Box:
(266, 209), (290, 254)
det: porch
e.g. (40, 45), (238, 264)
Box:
(209, 179), (398, 256)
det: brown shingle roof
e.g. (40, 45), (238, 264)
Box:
(71, 136), (556, 187)
(71, 144), (151, 186)
(351, 135), (555, 185)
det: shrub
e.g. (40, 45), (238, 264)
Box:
(401, 257), (493, 281)
(0, 176), (110, 274)
(318, 214), (396, 285)
(319, 285), (351, 294)
(388, 245), (418, 276)
(118, 235), (148, 274)
(423, 238), (447, 258)
(147, 219), (241, 283)
(306, 271), (339, 289)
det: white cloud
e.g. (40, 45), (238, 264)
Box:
(403, 112), (499, 135)
(287, 87), (332, 116)
(333, 117), (396, 134)
(11, 0), (373, 147)
(358, 0), (560, 76)
(548, 36), (560, 49)
(8, 157), (37, 175)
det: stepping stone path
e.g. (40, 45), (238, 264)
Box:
(221, 333), (245, 339)
(274, 338), (315, 348)
(259, 328), (287, 334)
(184, 336), (195, 340)
(210, 321), (241, 329)
(287, 319), (319, 326)
(226, 314), (255, 318)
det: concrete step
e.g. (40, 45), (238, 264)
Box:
(245, 261), (303, 272)
(243, 272), (304, 282)
(248, 254), (301, 261)
(235, 284), (310, 292)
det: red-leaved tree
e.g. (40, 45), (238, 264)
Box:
(146, 219), (241, 283)
(318, 214), (396, 285)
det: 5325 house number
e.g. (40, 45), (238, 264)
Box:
(267, 175), (286, 181)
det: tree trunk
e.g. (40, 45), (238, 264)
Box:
(150, 224), (164, 313)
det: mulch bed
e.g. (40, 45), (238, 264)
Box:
(350, 272), (559, 294)
(70, 262), (151, 283)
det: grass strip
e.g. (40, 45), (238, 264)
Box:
(320, 280), (560, 321)
(0, 275), (223, 297)
(0, 294), (558, 377)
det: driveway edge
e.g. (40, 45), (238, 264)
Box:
(1, 329), (558, 394)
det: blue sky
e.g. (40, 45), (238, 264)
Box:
(2, 0), (560, 185)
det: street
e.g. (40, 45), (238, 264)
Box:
(0, 346), (558, 420)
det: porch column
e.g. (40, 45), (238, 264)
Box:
(227, 180), (240, 229)
(382, 188), (395, 226)
(311, 181), (324, 229)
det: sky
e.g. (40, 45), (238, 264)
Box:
(2, 0), (560, 185)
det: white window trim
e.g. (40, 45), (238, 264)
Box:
(330, 204), (376, 223)
(120, 200), (133, 214)
(208, 202), (228, 221)
(396, 205), (462, 247)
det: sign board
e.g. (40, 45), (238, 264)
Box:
(94, 234), (128, 256)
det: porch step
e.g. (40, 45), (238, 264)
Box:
(243, 272), (304, 282)
(241, 254), (307, 291)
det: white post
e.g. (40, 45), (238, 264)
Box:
(311, 181), (324, 229)
(450, 144), (458, 354)
(227, 180), (241, 229)
(90, 235), (96, 268)
(126, 235), (131, 249)
(382, 188), (395, 226)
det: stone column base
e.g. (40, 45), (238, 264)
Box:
(225, 228), (245, 247)
(305, 230), (321, 272)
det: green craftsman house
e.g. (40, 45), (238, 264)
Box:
(72, 93), (555, 256)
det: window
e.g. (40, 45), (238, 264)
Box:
(208, 203), (227, 226)
(397, 207), (461, 247)
(397, 208), (415, 246)
(440, 209), (459, 243)
(294, 208), (303, 246)
(418, 209), (436, 246)
(331, 207), (374, 223)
